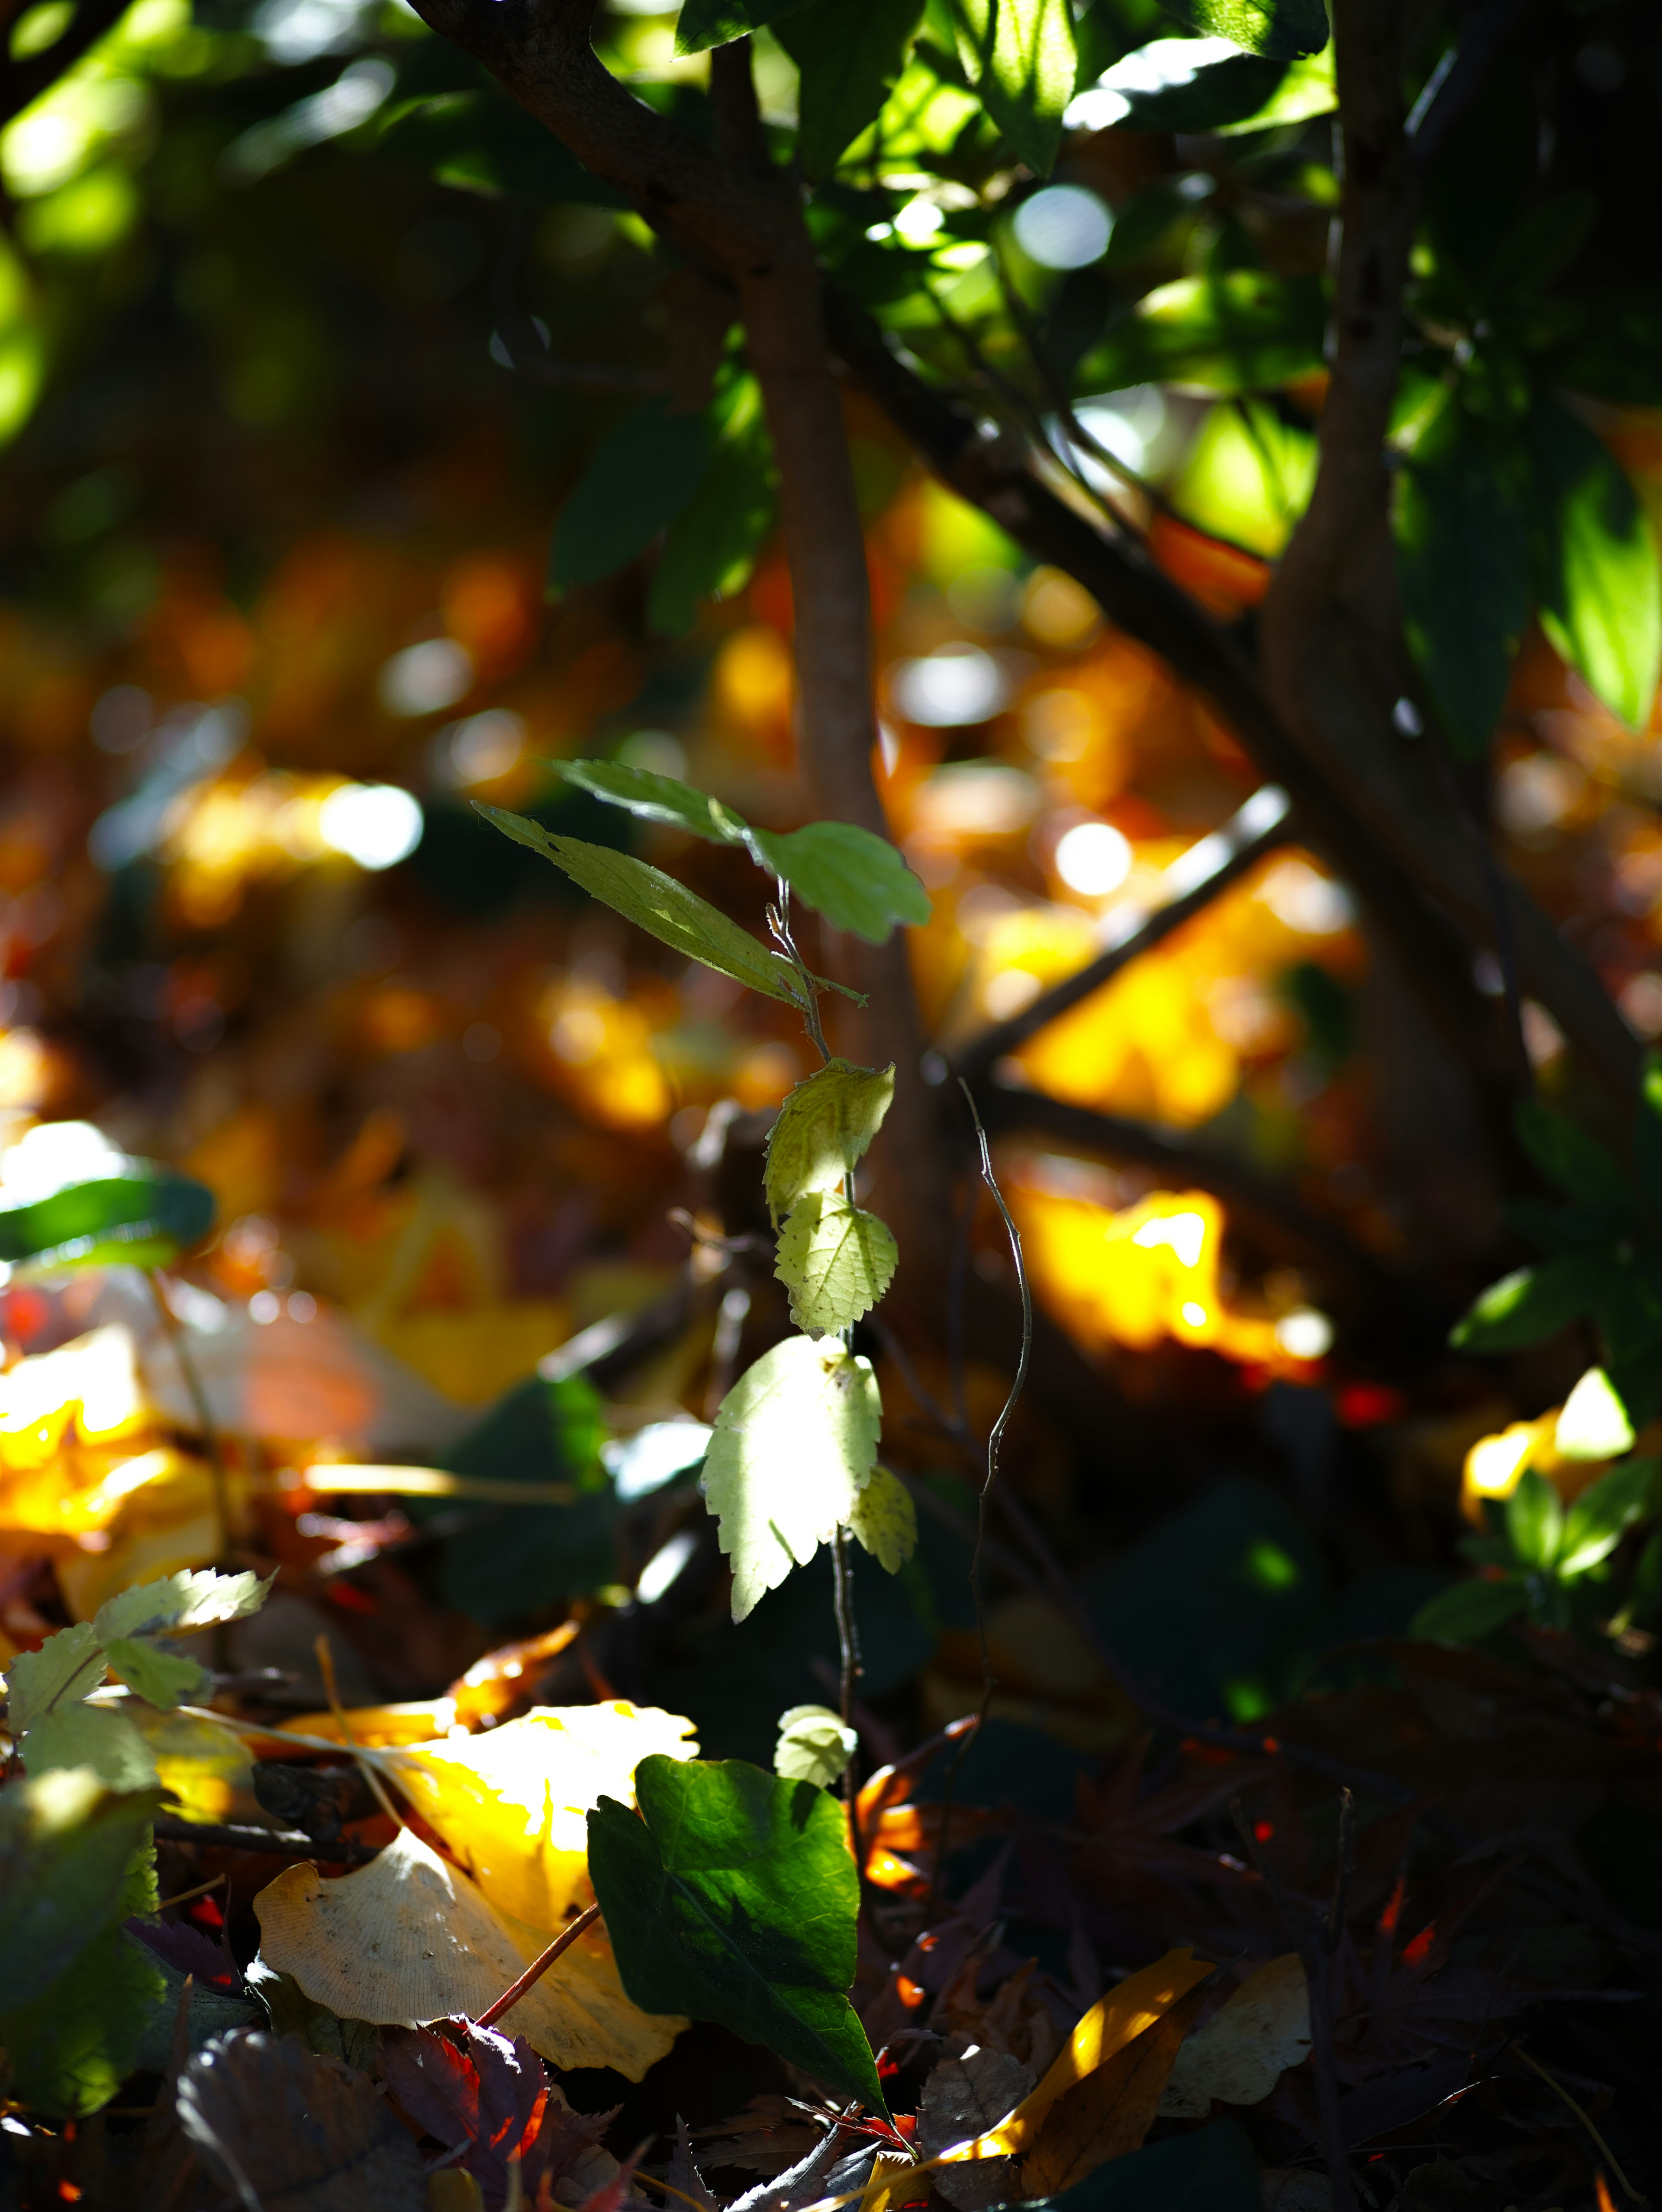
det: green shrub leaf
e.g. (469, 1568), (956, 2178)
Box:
(1450, 1256), (1601, 1352)
(674, 0), (816, 55)
(944, 0), (1077, 177)
(776, 1191), (899, 1336)
(586, 1754), (886, 2112)
(1556, 1455), (1658, 1577)
(0, 1769), (164, 2013)
(1515, 1098), (1636, 1210)
(1504, 1463), (1563, 1572)
(776, 0), (925, 175)
(764, 1060), (896, 1226)
(546, 760), (748, 846)
(1409, 1576), (1527, 1644)
(95, 1568), (271, 1642)
(750, 821), (931, 944)
(0, 1168), (216, 1273)
(703, 1336), (882, 1619)
(1554, 1367), (1636, 1463)
(101, 1637), (211, 1711)
(647, 383), (777, 637)
(1156, 0), (1328, 59)
(548, 400), (715, 592)
(4, 1620), (106, 1733)
(1074, 272), (1327, 398)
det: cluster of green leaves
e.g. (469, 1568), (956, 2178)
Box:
(0, 1569), (270, 2114)
(1451, 1064), (1662, 1425)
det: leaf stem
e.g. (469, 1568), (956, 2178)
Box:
(148, 1269), (232, 1567)
(477, 1900), (603, 2029)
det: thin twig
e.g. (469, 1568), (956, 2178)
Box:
(148, 1271), (232, 1563)
(1509, 2042), (1646, 2206)
(313, 1632), (406, 1830)
(1328, 1788), (1356, 1949)
(155, 1872), (227, 1912)
(152, 1813), (380, 1863)
(477, 1901), (603, 2029)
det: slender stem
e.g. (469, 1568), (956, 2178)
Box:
(1509, 2042), (1645, 2205)
(477, 1901), (602, 2029)
(148, 1270), (231, 1563)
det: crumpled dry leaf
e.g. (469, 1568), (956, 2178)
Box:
(1158, 1953), (1311, 2118)
(917, 2047), (1036, 2212)
(376, 1703), (699, 1929)
(254, 1823), (684, 2077)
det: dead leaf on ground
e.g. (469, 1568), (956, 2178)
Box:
(1017, 1980), (1206, 2196)
(176, 2028), (425, 2212)
(1159, 1952), (1311, 2117)
(918, 2047), (1036, 2211)
(254, 1824), (684, 2077)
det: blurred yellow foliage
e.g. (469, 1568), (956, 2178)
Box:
(538, 974), (673, 1131)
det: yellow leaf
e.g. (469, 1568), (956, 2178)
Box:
(1018, 1982), (1205, 2195)
(281, 1699), (463, 1748)
(377, 1702), (699, 1928)
(254, 1824), (683, 2078)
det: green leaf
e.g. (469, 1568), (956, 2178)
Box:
(675, 0), (816, 54)
(1395, 395), (1530, 761)
(1214, 42), (1333, 132)
(0, 1922), (168, 2118)
(1077, 42), (1287, 135)
(764, 1059), (896, 1225)
(776, 0), (926, 175)
(648, 382), (777, 637)
(1073, 271), (1326, 397)
(776, 1191), (899, 1336)
(846, 1462), (918, 1574)
(548, 401), (716, 593)
(704, 1336), (883, 1620)
(380, 89), (627, 209)
(586, 1755), (885, 2112)
(1504, 1463), (1563, 1572)
(474, 813), (804, 1004)
(944, 0), (1078, 177)
(1154, 0), (1328, 59)
(1526, 395), (1662, 730)
(1409, 1576), (1528, 1644)
(1515, 1098), (1636, 1211)
(1637, 1052), (1662, 1219)
(1557, 286), (1662, 408)
(1450, 1256), (1601, 1353)
(773, 1704), (858, 1788)
(750, 821), (932, 945)
(1554, 1367), (1636, 1463)
(1556, 1455), (1657, 1578)
(0, 1167), (216, 1273)
(95, 1568), (271, 1642)
(102, 1637), (211, 1710)
(23, 1701), (158, 1790)
(4, 1619), (106, 1732)
(0, 1769), (163, 2012)
(546, 759), (748, 846)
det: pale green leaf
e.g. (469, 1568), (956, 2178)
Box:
(1556, 1456), (1657, 1578)
(4, 1620), (106, 1733)
(703, 1337), (883, 1620)
(1156, 0), (1328, 61)
(846, 1463), (918, 1575)
(749, 821), (931, 945)
(546, 760), (748, 846)
(843, 54), (981, 164)
(764, 1060), (896, 1226)
(1554, 1367), (1636, 1463)
(773, 1704), (858, 1788)
(776, 1191), (899, 1336)
(102, 1637), (212, 1711)
(95, 1568), (270, 1642)
(1504, 1464), (1563, 1573)
(946, 0), (1077, 177)
(475, 813), (804, 1004)
(776, 0), (926, 175)
(23, 1702), (159, 1790)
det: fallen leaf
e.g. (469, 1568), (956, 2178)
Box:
(379, 2018), (549, 2211)
(918, 2047), (1036, 2212)
(1018, 1982), (1206, 2196)
(1159, 1954), (1311, 2117)
(177, 2027), (425, 2212)
(254, 1823), (684, 2077)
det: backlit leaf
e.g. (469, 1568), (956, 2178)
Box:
(1504, 1463), (1562, 1572)
(22, 1701), (158, 1790)
(846, 1462), (917, 1575)
(647, 382), (777, 637)
(776, 0), (926, 175)
(474, 814), (804, 1004)
(548, 760), (748, 846)
(587, 1754), (885, 2112)
(102, 1636), (210, 1710)
(1073, 272), (1326, 397)
(674, 0), (816, 55)
(0, 1768), (163, 2012)
(702, 1336), (883, 1620)
(0, 1165), (216, 1273)
(1409, 1575), (1528, 1643)
(750, 821), (932, 944)
(1019, 1982), (1206, 2195)
(548, 401), (715, 592)
(1556, 1455), (1657, 1577)
(96, 1567), (271, 1641)
(773, 1703), (858, 1788)
(776, 1191), (899, 1336)
(944, 0), (1077, 177)
(1554, 1366), (1636, 1462)
(1450, 1257), (1601, 1353)
(0, 1920), (167, 2119)
(764, 1059), (896, 1225)
(4, 1619), (106, 1733)
(1155, 0), (1328, 59)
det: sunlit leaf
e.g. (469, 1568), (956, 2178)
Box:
(1409, 1575), (1528, 1643)
(1073, 272), (1326, 397)
(95, 1567), (271, 1641)
(4, 1619), (106, 1732)
(942, 0), (1076, 176)
(1, 1919), (167, 2119)
(548, 401), (716, 592)
(1527, 395), (1662, 731)
(776, 1191), (898, 1336)
(1450, 1256), (1601, 1353)
(0, 1768), (163, 2012)
(0, 1166), (215, 1273)
(703, 1336), (883, 1620)
(255, 1825), (684, 2079)
(750, 821), (932, 943)
(647, 383), (778, 636)
(474, 814), (805, 1004)
(22, 1701), (158, 1790)
(773, 1703), (858, 1788)
(764, 1059), (896, 1225)
(1554, 1366), (1636, 1463)
(587, 1754), (885, 2112)
(377, 1702), (699, 1931)
(846, 1462), (917, 1575)
(1019, 1983), (1205, 2194)
(1155, 0), (1327, 60)
(776, 0), (925, 174)
(674, 0), (815, 55)
(548, 760), (747, 846)
(101, 1636), (210, 1710)
(1505, 1464), (1563, 1572)
(1556, 1455), (1657, 1577)
(1076, 42), (1285, 135)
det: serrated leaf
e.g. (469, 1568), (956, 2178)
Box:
(846, 1463), (917, 1575)
(23, 1701), (159, 1790)
(102, 1636), (212, 1710)
(776, 0), (926, 175)
(764, 1060), (896, 1226)
(95, 1567), (271, 1642)
(776, 1191), (898, 1336)
(750, 821), (931, 944)
(587, 1755), (886, 2112)
(1504, 1463), (1563, 1572)
(547, 759), (748, 845)
(548, 400), (716, 592)
(675, 0), (816, 54)
(1155, 0), (1327, 60)
(703, 1337), (882, 1620)
(1556, 1454), (1657, 1577)
(1450, 1256), (1601, 1353)
(475, 813), (805, 1005)
(1409, 1576), (1528, 1643)
(4, 1620), (106, 1733)
(0, 1769), (164, 2013)
(944, 0), (1076, 176)
(0, 1167), (215, 1273)
(773, 1704), (858, 1788)
(1527, 395), (1662, 730)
